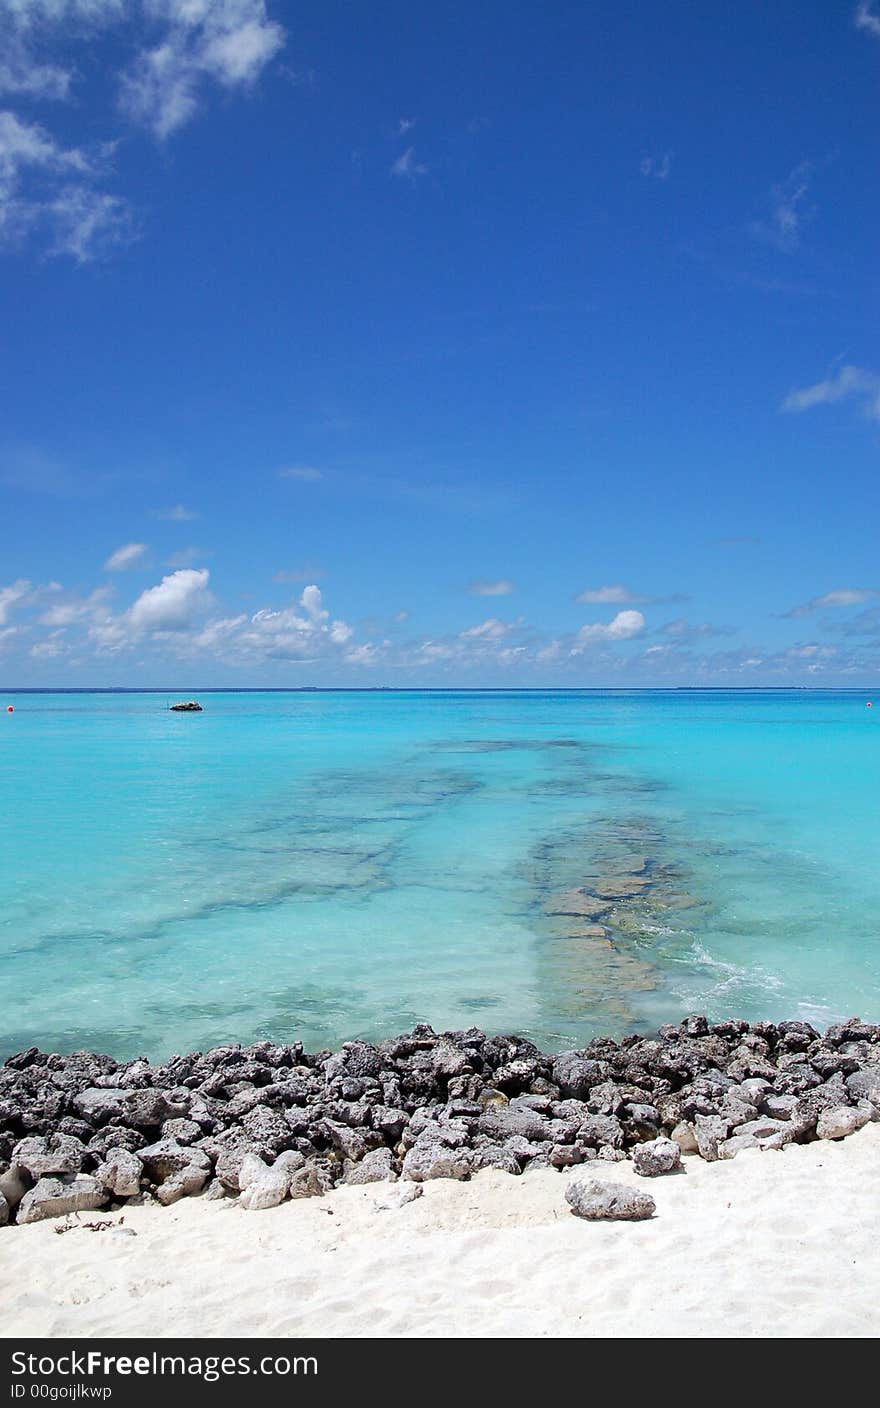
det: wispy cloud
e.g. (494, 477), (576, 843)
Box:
(0, 578), (33, 626)
(459, 616), (523, 640)
(104, 541), (149, 572)
(0, 110), (134, 260)
(152, 503), (199, 521)
(659, 618), (735, 642)
(467, 578), (515, 597)
(119, 1), (285, 140)
(576, 583), (685, 606)
(781, 365), (880, 422)
(0, 1), (286, 259)
(391, 146), (428, 180)
(784, 587), (879, 619)
(278, 464), (322, 482)
(640, 151), (672, 181)
(166, 545), (209, 567)
(273, 563), (325, 583)
(749, 162), (814, 253)
(855, 2), (880, 39)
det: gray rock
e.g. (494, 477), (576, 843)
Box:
(202, 1178), (228, 1201)
(18, 1174), (108, 1224)
(718, 1133), (760, 1159)
(0, 1191), (8, 1227)
(694, 1115), (729, 1162)
(155, 1163), (210, 1206)
(478, 1105), (550, 1142)
(342, 1148), (397, 1185)
(565, 1177), (655, 1221)
(161, 1118), (202, 1146)
(631, 1137), (681, 1177)
(761, 1093), (800, 1121)
(474, 1144), (523, 1173)
(209, 1132), (262, 1191)
(13, 1133), (85, 1179)
(236, 1152), (270, 1191)
(94, 1149), (143, 1198)
(72, 1087), (127, 1124)
(670, 1121), (698, 1155)
(735, 1117), (797, 1149)
(846, 1067), (880, 1106)
(238, 1152), (304, 1210)
(816, 1104), (872, 1140)
(430, 1039), (471, 1078)
(241, 1106), (294, 1154)
(288, 1163), (331, 1199)
(138, 1138), (211, 1183)
(87, 1126), (146, 1159)
(549, 1143), (585, 1169)
(578, 1113), (624, 1149)
(322, 1120), (383, 1163)
(120, 1089), (172, 1129)
(0, 1164), (29, 1212)
(552, 1052), (605, 1099)
(371, 1106), (408, 1142)
(402, 1140), (473, 1182)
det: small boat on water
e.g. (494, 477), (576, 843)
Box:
(169, 700), (203, 712)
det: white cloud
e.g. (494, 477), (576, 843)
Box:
(573, 609), (645, 648)
(39, 584), (112, 627)
(576, 584), (645, 604)
(640, 151), (672, 181)
(127, 566), (211, 632)
(855, 2), (880, 39)
(0, 51), (72, 101)
(467, 578), (514, 597)
(750, 162), (813, 253)
(0, 110), (132, 260)
(784, 587), (878, 619)
(391, 146), (427, 180)
(153, 502), (199, 520)
(104, 541), (149, 571)
(299, 583), (327, 622)
(0, 2), (284, 259)
(0, 577), (32, 625)
(191, 584), (355, 664)
(48, 183), (134, 259)
(120, 1), (285, 139)
(278, 465), (322, 482)
(781, 364), (880, 422)
(459, 617), (518, 640)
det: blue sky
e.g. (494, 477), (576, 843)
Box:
(1, 1), (879, 686)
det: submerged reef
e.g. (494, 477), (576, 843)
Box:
(2, 1015), (879, 1225)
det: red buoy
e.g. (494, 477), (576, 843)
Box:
(5, 705), (12, 713)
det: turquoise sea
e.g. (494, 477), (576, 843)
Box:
(1, 689), (879, 1060)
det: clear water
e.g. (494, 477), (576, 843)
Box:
(1, 689), (879, 1060)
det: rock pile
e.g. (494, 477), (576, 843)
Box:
(1, 1015), (879, 1226)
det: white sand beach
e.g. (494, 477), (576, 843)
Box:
(3, 1123), (879, 1339)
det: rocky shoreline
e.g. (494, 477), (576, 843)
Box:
(2, 1015), (880, 1227)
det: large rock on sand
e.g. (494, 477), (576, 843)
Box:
(566, 1177), (655, 1221)
(17, 1174), (108, 1224)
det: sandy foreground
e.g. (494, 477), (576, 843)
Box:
(2, 1123), (879, 1339)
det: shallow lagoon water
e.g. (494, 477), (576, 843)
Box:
(1, 689), (879, 1059)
